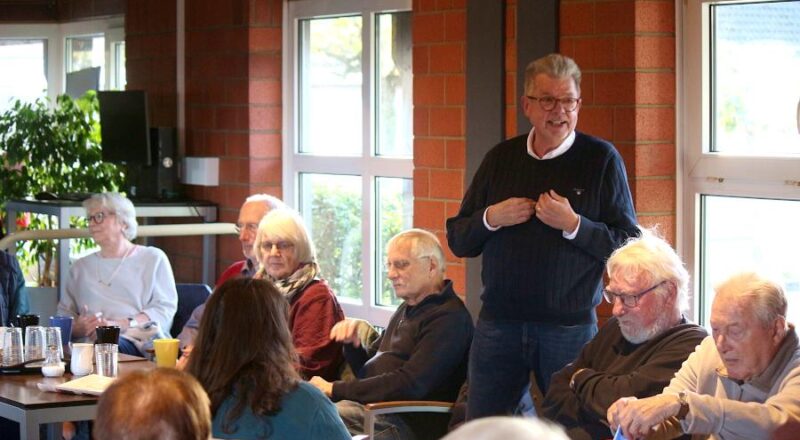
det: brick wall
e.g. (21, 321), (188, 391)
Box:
(559, 0), (676, 320)
(412, 0), (468, 295)
(125, 0), (283, 282)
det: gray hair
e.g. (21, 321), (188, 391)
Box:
(387, 228), (445, 277)
(83, 192), (138, 240)
(715, 272), (787, 329)
(244, 193), (285, 211)
(524, 53), (582, 95)
(443, 416), (568, 440)
(606, 227), (689, 312)
(254, 208), (315, 266)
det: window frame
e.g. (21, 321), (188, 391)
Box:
(0, 16), (125, 106)
(679, 0), (800, 325)
(284, 0), (413, 326)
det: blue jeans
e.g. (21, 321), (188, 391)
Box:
(465, 319), (596, 420)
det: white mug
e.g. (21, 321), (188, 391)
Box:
(70, 343), (94, 376)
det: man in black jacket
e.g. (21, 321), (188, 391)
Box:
(541, 229), (707, 440)
(309, 229), (474, 440)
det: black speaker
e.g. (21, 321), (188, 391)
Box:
(126, 127), (180, 200)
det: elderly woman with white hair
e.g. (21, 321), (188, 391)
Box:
(253, 208), (345, 380)
(57, 192), (178, 355)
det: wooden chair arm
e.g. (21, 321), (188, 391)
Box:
(364, 400), (454, 439)
(365, 400), (453, 411)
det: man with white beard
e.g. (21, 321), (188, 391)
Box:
(541, 229), (707, 440)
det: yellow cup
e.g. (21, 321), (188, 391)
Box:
(153, 338), (180, 368)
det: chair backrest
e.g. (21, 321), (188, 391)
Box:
(170, 283), (212, 337)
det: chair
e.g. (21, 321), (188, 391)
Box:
(364, 400), (454, 440)
(170, 283), (211, 337)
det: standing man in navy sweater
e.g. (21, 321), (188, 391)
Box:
(446, 53), (638, 420)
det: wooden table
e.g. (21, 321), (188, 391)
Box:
(0, 357), (154, 440)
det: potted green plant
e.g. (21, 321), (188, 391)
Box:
(0, 91), (126, 286)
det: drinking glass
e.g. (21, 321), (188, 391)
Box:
(153, 338), (180, 367)
(44, 327), (64, 359)
(95, 325), (121, 345)
(24, 325), (46, 361)
(94, 343), (119, 377)
(3, 327), (24, 366)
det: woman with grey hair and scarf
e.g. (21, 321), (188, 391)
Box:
(254, 208), (344, 380)
(57, 192), (177, 355)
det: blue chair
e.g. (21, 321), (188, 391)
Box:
(170, 283), (211, 337)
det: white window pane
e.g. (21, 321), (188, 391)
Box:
(711, 1), (800, 155)
(700, 195), (800, 324)
(299, 16), (362, 156)
(376, 12), (412, 157)
(113, 41), (126, 90)
(0, 39), (47, 112)
(300, 173), (363, 302)
(66, 35), (106, 90)
(376, 177), (413, 307)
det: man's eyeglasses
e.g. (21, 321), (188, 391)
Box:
(260, 241), (294, 252)
(87, 211), (116, 225)
(235, 223), (259, 234)
(384, 256), (431, 272)
(526, 95), (581, 112)
(603, 280), (668, 308)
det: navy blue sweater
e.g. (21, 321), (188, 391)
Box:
(446, 132), (638, 324)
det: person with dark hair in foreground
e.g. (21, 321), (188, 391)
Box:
(94, 368), (211, 440)
(186, 278), (349, 439)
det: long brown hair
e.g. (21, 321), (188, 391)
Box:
(186, 278), (300, 433)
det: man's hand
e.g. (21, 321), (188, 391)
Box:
(608, 394), (681, 440)
(485, 197), (536, 228)
(309, 376), (333, 397)
(72, 305), (103, 339)
(330, 318), (364, 347)
(535, 190), (579, 233)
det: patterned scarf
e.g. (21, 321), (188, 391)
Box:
(261, 261), (320, 303)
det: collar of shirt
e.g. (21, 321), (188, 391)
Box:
(526, 128), (576, 160)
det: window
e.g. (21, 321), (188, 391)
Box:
(0, 18), (125, 112)
(0, 39), (48, 112)
(286, 0), (413, 325)
(681, 0), (800, 325)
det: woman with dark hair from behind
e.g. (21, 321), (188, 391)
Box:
(186, 278), (350, 439)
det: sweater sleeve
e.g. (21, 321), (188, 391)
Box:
(141, 248), (178, 331)
(572, 328), (707, 421)
(570, 146), (639, 261)
(292, 283), (344, 380)
(177, 303), (205, 348)
(331, 307), (472, 403)
(541, 329), (597, 427)
(446, 147), (500, 258)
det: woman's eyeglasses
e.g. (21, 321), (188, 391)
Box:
(87, 211), (116, 225)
